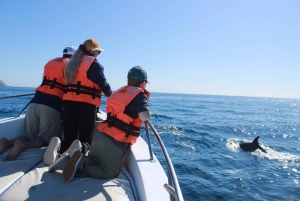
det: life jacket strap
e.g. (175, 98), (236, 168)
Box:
(41, 76), (65, 91)
(65, 81), (102, 99)
(105, 113), (140, 138)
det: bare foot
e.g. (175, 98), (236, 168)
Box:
(3, 139), (23, 161)
(0, 138), (9, 155)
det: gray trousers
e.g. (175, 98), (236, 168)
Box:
(23, 103), (61, 144)
(79, 131), (128, 179)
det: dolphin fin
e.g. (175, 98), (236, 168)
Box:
(253, 136), (260, 144)
(258, 145), (267, 153)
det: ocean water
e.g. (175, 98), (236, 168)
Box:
(1, 86), (300, 201)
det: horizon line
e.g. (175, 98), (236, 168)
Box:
(0, 85), (299, 100)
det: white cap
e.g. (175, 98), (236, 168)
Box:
(63, 46), (77, 55)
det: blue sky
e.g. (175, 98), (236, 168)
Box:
(0, 0), (299, 99)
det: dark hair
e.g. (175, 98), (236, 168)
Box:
(128, 79), (144, 87)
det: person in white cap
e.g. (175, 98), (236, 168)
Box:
(0, 46), (77, 162)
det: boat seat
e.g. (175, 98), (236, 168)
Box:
(0, 119), (138, 201)
(0, 162), (138, 201)
(0, 147), (46, 195)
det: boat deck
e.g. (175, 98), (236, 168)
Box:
(0, 113), (181, 201)
(0, 146), (137, 201)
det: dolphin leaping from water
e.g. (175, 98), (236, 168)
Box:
(239, 136), (267, 153)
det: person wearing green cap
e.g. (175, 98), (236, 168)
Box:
(49, 66), (151, 181)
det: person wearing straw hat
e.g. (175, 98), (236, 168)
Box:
(0, 46), (77, 162)
(60, 39), (112, 155)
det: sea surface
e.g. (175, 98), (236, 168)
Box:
(0, 86), (299, 201)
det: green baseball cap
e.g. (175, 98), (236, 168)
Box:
(127, 66), (149, 83)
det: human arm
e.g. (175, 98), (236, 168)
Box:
(96, 64), (112, 97)
(87, 60), (112, 97)
(138, 90), (151, 121)
(125, 92), (151, 121)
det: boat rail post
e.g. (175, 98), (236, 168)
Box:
(146, 121), (184, 201)
(144, 121), (154, 162)
(17, 101), (31, 117)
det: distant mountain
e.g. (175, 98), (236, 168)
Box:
(0, 80), (7, 86)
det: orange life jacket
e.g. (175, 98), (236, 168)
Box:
(63, 55), (102, 106)
(35, 57), (69, 98)
(97, 85), (149, 144)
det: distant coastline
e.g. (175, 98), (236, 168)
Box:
(0, 80), (7, 86)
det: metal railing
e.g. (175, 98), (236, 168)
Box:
(144, 120), (184, 201)
(0, 93), (35, 100)
(0, 93), (34, 117)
